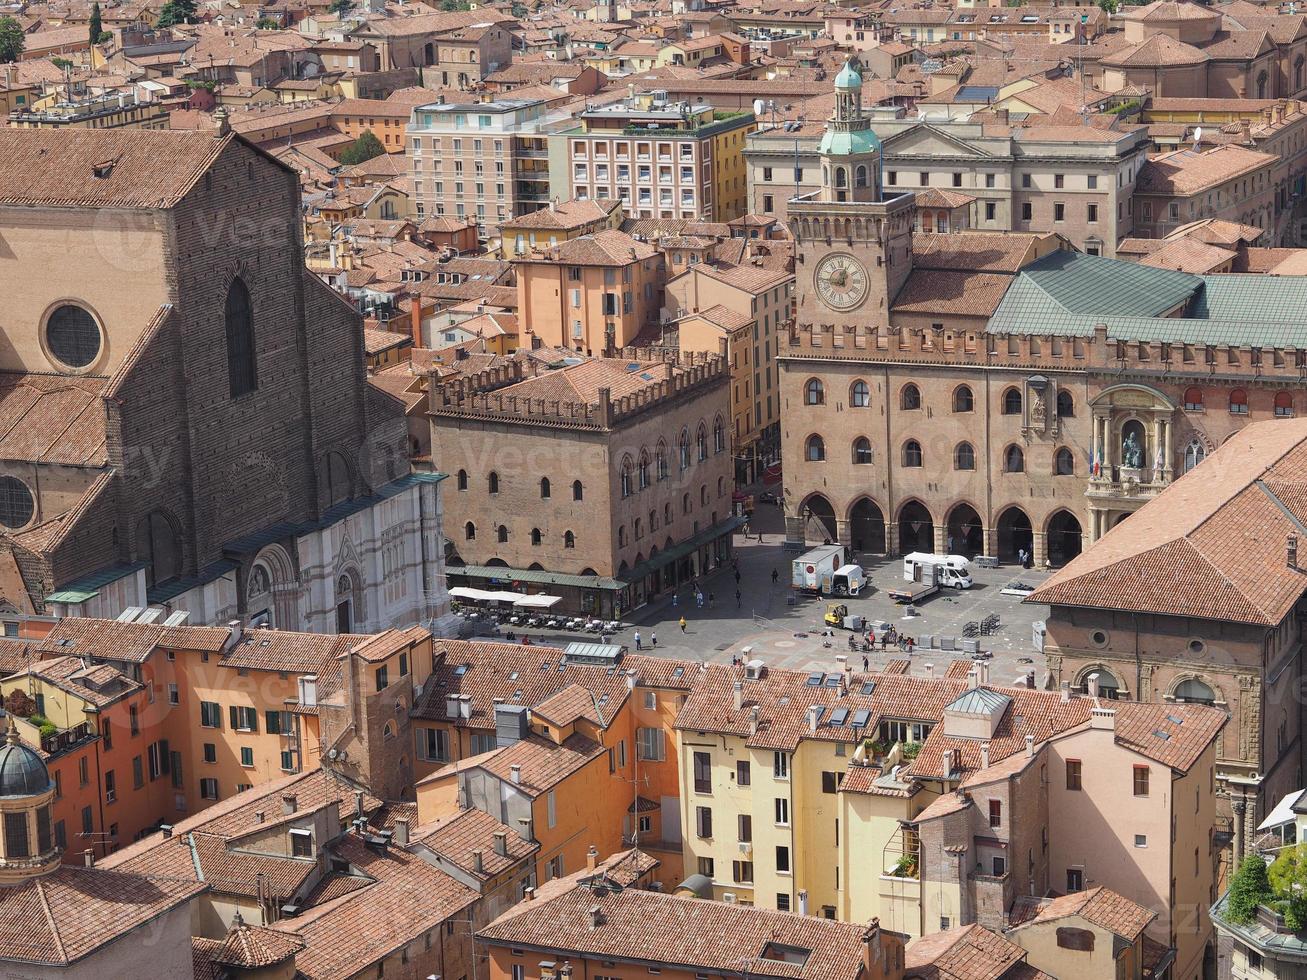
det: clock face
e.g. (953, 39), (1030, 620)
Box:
(814, 254), (869, 312)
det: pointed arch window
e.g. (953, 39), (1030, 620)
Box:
(225, 278), (258, 397)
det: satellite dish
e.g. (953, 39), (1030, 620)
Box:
(753, 98), (766, 116)
(917, 109), (926, 122)
(328, 749), (338, 760)
(1193, 126), (1203, 145)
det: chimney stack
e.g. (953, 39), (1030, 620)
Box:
(1289, 533), (1299, 570)
(510, 764), (522, 784)
(214, 105), (230, 138)
(1087, 672), (1100, 698)
(925, 662), (934, 677)
(394, 818), (410, 847)
(943, 748), (955, 777)
(255, 811), (266, 824)
(493, 831), (508, 856)
(749, 705), (760, 735)
(732, 680), (743, 710)
(83, 849), (95, 867)
(282, 794), (298, 815)
(473, 849), (485, 873)
(861, 919), (882, 975)
(1060, 680), (1070, 703)
(980, 741), (990, 769)
(807, 704), (821, 733)
(1025, 734), (1035, 758)
(1090, 706), (1116, 731)
(524, 886), (536, 901)
(588, 906), (603, 929)
(586, 845), (599, 871)
(967, 669), (979, 690)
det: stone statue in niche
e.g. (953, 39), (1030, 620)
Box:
(1030, 389), (1046, 426)
(1122, 431), (1143, 469)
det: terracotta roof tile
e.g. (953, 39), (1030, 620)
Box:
(904, 923), (1027, 980)
(0, 866), (204, 966)
(1030, 419), (1307, 625)
(479, 854), (872, 980)
(212, 920), (305, 968)
(416, 807), (538, 879)
(1008, 885), (1155, 939)
(0, 129), (232, 209)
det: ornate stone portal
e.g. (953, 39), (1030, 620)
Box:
(1086, 384), (1178, 541)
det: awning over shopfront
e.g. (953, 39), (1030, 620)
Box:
(622, 515), (746, 583)
(451, 565), (626, 591)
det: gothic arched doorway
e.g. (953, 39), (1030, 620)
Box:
(946, 503), (984, 557)
(996, 506), (1033, 564)
(800, 493), (838, 543)
(897, 500), (934, 555)
(849, 498), (886, 555)
(1046, 510), (1083, 567)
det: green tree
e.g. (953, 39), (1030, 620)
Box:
(1098, 0), (1118, 12)
(256, 16), (279, 28)
(156, 0), (197, 28)
(339, 129), (386, 165)
(439, 0), (471, 10)
(329, 0), (353, 15)
(51, 56), (72, 70)
(89, 2), (103, 45)
(1228, 855), (1273, 925)
(510, 1), (527, 15)
(0, 17), (25, 63)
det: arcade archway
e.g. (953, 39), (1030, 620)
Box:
(996, 506), (1033, 564)
(1046, 510), (1084, 567)
(849, 498), (886, 555)
(898, 500), (934, 555)
(946, 503), (984, 557)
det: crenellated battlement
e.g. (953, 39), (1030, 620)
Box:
(428, 347), (728, 430)
(782, 321), (1307, 382)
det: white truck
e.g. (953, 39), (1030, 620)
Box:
(792, 544), (847, 593)
(902, 552), (974, 589)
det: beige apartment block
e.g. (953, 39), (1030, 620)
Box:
(747, 109), (1147, 256)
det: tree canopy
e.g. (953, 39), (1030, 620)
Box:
(0, 17), (25, 63)
(156, 0), (198, 29)
(1227, 855), (1272, 924)
(339, 130), (386, 166)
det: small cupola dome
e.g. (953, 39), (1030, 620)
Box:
(834, 58), (862, 91)
(0, 722), (50, 798)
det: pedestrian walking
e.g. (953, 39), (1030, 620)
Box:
(758, 531), (765, 544)
(734, 570), (741, 585)
(695, 591), (704, 608)
(880, 633), (889, 651)
(906, 636), (915, 654)
(771, 568), (779, 584)
(708, 591), (715, 607)
(862, 655), (869, 672)
(634, 630), (642, 651)
(735, 589), (742, 608)
(651, 631), (658, 648)
(679, 616), (687, 633)
(672, 593), (679, 608)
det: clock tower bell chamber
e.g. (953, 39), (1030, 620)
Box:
(790, 58), (915, 331)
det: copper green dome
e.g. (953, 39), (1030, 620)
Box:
(834, 59), (862, 90)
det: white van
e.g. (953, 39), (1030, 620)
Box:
(903, 552), (974, 589)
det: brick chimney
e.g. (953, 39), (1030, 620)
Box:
(409, 293), (426, 347)
(1289, 533), (1299, 570)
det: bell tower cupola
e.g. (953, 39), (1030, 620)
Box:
(819, 59), (883, 204)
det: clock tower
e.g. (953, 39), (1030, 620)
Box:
(791, 59), (915, 330)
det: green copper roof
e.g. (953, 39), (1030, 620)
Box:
(988, 251), (1307, 346)
(835, 60), (862, 90)
(818, 128), (881, 156)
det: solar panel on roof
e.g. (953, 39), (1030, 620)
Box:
(830, 708), (849, 727)
(806, 671), (825, 686)
(852, 709), (871, 728)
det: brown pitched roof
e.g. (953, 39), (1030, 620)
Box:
(1136, 144), (1275, 196)
(1007, 886), (1156, 940)
(212, 920), (306, 968)
(0, 374), (107, 467)
(517, 229), (656, 267)
(891, 270), (1013, 318)
(0, 129), (233, 209)
(1100, 33), (1209, 68)
(903, 923), (1030, 980)
(479, 854), (873, 980)
(1029, 418), (1307, 626)
(273, 832), (478, 980)
(0, 866), (204, 966)
(415, 807), (539, 880)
